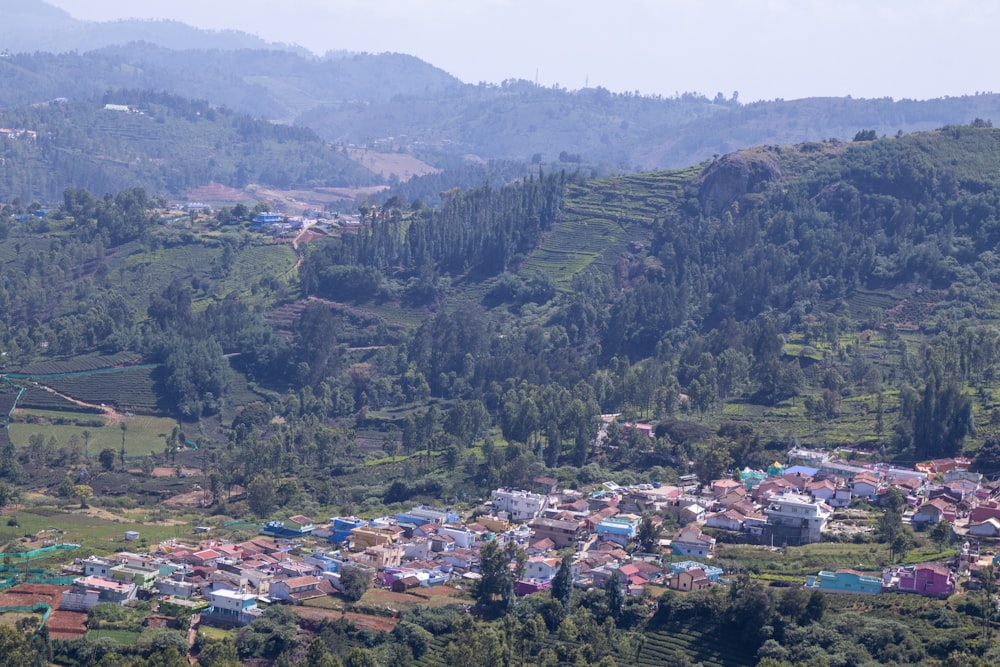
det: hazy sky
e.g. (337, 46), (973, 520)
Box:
(47, 0), (1000, 102)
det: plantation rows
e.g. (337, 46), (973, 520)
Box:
(40, 366), (161, 411)
(11, 351), (142, 377)
(846, 288), (899, 316)
(639, 626), (754, 667)
(14, 386), (102, 414)
(217, 243), (297, 295)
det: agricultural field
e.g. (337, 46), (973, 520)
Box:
(13, 386), (103, 413)
(0, 611), (44, 628)
(85, 629), (140, 645)
(9, 352), (143, 377)
(520, 168), (697, 289)
(0, 506), (198, 554)
(8, 411), (180, 458)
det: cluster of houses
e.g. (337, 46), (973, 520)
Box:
(248, 211), (360, 235)
(44, 449), (1000, 625)
(0, 127), (37, 141)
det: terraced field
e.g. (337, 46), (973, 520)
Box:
(520, 168), (697, 288)
(10, 352), (142, 376)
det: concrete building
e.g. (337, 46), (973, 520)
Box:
(61, 576), (137, 611)
(763, 492), (831, 546)
(528, 517), (580, 548)
(490, 489), (548, 522)
(204, 589), (262, 626)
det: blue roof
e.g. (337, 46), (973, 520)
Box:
(784, 465), (819, 477)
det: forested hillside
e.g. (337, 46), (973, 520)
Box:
(3, 124), (1000, 496)
(0, 91), (379, 201)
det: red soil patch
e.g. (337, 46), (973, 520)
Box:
(0, 583), (86, 637)
(294, 229), (327, 245)
(46, 610), (88, 639)
(0, 583), (68, 608)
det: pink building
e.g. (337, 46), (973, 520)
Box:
(895, 563), (955, 598)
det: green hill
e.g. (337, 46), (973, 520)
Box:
(0, 91), (380, 201)
(4, 124), (1000, 499)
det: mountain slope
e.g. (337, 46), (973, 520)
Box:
(0, 91), (381, 201)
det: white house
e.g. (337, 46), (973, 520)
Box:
(763, 492), (831, 545)
(490, 489), (548, 522)
(851, 473), (880, 499)
(523, 556), (561, 581)
(968, 519), (1000, 538)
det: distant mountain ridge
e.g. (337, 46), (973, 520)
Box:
(4, 0), (1000, 200)
(1, 0), (303, 54)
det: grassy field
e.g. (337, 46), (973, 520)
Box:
(196, 625), (235, 642)
(85, 629), (140, 645)
(9, 411), (181, 458)
(0, 506), (195, 554)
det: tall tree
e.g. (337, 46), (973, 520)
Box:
(636, 515), (662, 554)
(551, 554), (574, 609)
(605, 570), (624, 623)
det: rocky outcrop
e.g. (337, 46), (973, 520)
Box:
(697, 149), (782, 217)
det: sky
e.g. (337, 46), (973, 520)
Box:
(47, 0), (1000, 103)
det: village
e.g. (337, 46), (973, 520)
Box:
(3, 441), (999, 642)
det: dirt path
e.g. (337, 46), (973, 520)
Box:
(279, 221), (315, 278)
(18, 382), (124, 425)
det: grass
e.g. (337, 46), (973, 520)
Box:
(85, 629), (140, 645)
(0, 506), (194, 554)
(9, 411), (181, 457)
(717, 542), (890, 576)
(0, 611), (43, 627)
(197, 625), (235, 642)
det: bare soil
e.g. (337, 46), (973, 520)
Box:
(161, 489), (209, 509)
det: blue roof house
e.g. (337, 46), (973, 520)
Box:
(329, 517), (368, 544)
(251, 212), (282, 228)
(596, 515), (640, 547)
